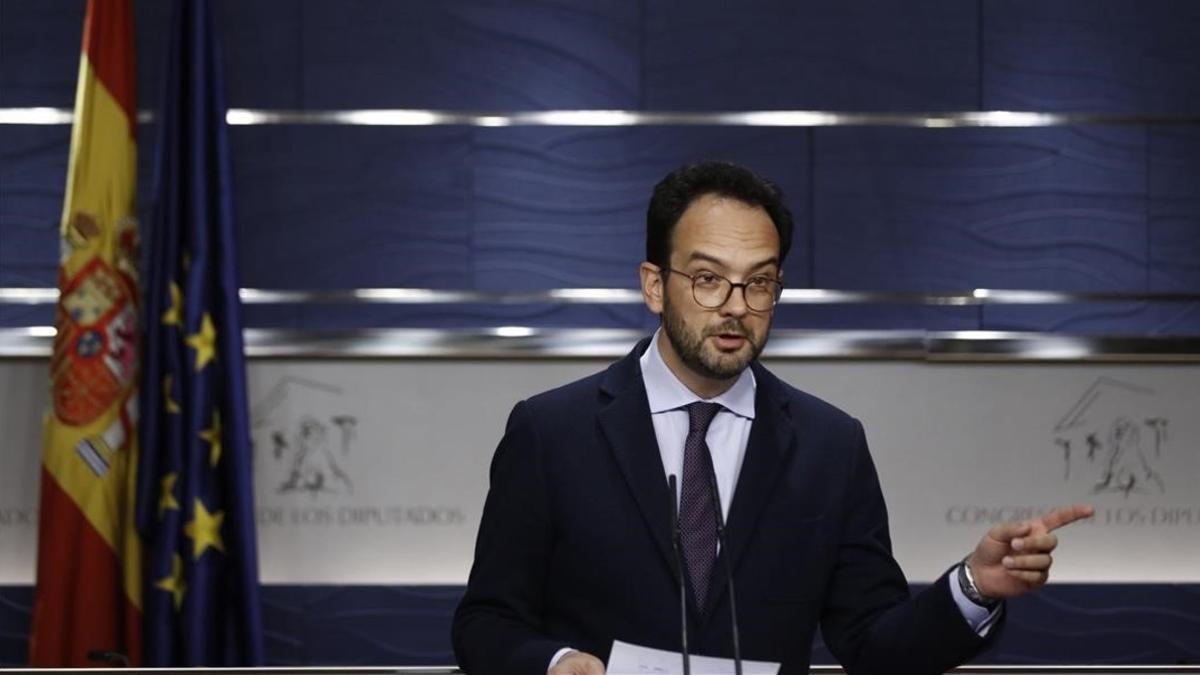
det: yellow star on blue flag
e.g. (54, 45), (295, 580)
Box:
(133, 0), (264, 663)
(186, 313), (217, 371)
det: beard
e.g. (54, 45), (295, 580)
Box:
(661, 290), (768, 381)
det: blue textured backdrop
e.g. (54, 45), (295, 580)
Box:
(2, 584), (1199, 666)
(2, 0), (1199, 667)
(2, 0), (1198, 332)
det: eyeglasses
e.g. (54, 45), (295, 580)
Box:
(666, 267), (783, 312)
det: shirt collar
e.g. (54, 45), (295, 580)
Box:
(640, 328), (756, 420)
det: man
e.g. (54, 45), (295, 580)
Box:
(452, 161), (1092, 674)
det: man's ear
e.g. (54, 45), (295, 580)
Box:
(639, 262), (664, 315)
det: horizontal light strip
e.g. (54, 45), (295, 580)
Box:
(0, 107), (154, 124)
(2, 327), (1197, 361)
(9, 664), (1200, 674)
(236, 287), (650, 305)
(3, 287), (1198, 306)
(0, 107), (75, 124)
(3, 107), (1199, 127)
(0, 288), (59, 303)
(16, 662), (1200, 667)
(781, 288), (1200, 306)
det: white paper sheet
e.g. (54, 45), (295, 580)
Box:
(607, 640), (781, 674)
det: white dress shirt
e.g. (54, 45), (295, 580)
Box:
(640, 328), (756, 520)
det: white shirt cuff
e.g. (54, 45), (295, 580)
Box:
(948, 568), (1003, 637)
(548, 647), (576, 671)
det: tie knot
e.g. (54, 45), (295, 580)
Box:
(686, 402), (722, 434)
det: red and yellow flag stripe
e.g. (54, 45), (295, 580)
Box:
(30, 0), (143, 666)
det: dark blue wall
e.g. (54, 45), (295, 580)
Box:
(1, 0), (1198, 332)
(3, 584), (1200, 666)
(2, 0), (1199, 668)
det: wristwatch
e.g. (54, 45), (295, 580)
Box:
(958, 555), (1001, 608)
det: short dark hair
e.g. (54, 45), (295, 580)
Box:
(645, 160), (794, 269)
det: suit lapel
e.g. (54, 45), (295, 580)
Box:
(597, 339), (681, 584)
(597, 344), (802, 617)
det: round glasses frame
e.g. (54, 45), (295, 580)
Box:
(664, 267), (784, 312)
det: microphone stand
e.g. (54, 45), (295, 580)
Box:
(703, 455), (743, 675)
(668, 474), (691, 675)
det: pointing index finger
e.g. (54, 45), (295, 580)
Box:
(988, 519), (1031, 543)
(1040, 504), (1095, 532)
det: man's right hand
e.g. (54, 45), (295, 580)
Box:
(549, 650), (605, 675)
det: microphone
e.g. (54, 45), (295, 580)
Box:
(668, 474), (691, 675)
(703, 455), (743, 675)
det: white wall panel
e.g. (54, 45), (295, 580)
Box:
(2, 358), (1196, 584)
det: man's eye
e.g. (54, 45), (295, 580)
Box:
(747, 277), (771, 287)
(696, 273), (720, 284)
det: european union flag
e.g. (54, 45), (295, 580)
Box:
(136, 0), (263, 665)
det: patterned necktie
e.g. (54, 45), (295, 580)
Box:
(679, 401), (722, 614)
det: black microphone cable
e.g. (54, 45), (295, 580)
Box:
(703, 453), (743, 675)
(668, 474), (692, 675)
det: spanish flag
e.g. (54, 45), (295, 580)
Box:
(29, 0), (142, 666)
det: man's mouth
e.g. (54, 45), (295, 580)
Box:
(710, 332), (747, 350)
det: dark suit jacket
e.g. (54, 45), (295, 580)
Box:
(453, 338), (995, 674)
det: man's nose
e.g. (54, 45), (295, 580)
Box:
(719, 284), (750, 317)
